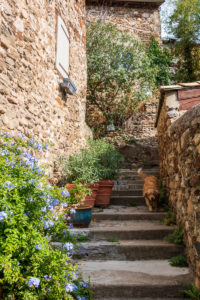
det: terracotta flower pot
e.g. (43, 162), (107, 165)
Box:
(66, 184), (76, 190)
(83, 183), (99, 208)
(95, 180), (114, 208)
(66, 183), (99, 208)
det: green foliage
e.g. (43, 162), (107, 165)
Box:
(162, 210), (176, 226)
(65, 184), (91, 206)
(86, 22), (157, 130)
(167, 0), (200, 82)
(107, 238), (118, 243)
(76, 235), (89, 243)
(0, 132), (90, 299)
(64, 138), (124, 182)
(130, 201), (137, 207)
(164, 229), (184, 245)
(169, 255), (188, 267)
(88, 139), (124, 180)
(147, 36), (172, 86)
(182, 284), (200, 299)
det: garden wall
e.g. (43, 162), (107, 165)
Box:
(156, 82), (200, 288)
(0, 0), (92, 181)
(123, 97), (158, 147)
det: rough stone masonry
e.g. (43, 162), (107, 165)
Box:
(0, 0), (92, 180)
(156, 83), (200, 289)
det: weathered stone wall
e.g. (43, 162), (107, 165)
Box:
(86, 4), (162, 43)
(157, 89), (200, 288)
(123, 98), (158, 147)
(0, 0), (92, 180)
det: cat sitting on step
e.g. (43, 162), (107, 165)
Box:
(137, 168), (160, 212)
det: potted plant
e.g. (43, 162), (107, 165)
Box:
(63, 138), (123, 209)
(87, 139), (124, 208)
(66, 184), (93, 227)
(64, 143), (100, 207)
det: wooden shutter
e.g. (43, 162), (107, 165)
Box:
(56, 16), (69, 78)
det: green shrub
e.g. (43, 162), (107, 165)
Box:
(88, 139), (124, 181)
(147, 36), (172, 86)
(182, 283), (200, 299)
(164, 229), (184, 245)
(64, 138), (124, 183)
(0, 132), (90, 299)
(86, 22), (157, 131)
(169, 255), (188, 267)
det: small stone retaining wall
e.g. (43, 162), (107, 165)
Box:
(156, 83), (200, 288)
(0, 0), (92, 180)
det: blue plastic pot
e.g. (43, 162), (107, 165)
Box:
(71, 206), (92, 228)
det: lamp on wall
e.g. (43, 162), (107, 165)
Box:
(60, 78), (77, 95)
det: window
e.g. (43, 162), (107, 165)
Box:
(56, 16), (69, 78)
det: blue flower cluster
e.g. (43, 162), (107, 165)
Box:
(0, 131), (11, 138)
(18, 132), (26, 139)
(44, 275), (52, 281)
(3, 181), (16, 190)
(64, 242), (74, 252)
(44, 220), (54, 229)
(65, 283), (77, 293)
(0, 211), (7, 222)
(0, 150), (9, 156)
(70, 208), (76, 214)
(61, 190), (70, 198)
(27, 277), (40, 288)
(35, 244), (42, 250)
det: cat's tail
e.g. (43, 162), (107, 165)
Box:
(137, 168), (148, 180)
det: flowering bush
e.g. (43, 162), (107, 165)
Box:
(0, 132), (91, 299)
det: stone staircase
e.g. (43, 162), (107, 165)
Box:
(77, 167), (192, 299)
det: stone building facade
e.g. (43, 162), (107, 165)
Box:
(86, 0), (164, 43)
(0, 0), (92, 179)
(156, 83), (200, 289)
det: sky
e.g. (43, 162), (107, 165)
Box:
(160, 0), (175, 40)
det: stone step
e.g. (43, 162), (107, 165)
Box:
(89, 220), (176, 240)
(114, 180), (144, 185)
(93, 206), (166, 221)
(77, 240), (184, 261)
(112, 189), (143, 196)
(110, 195), (145, 206)
(118, 174), (159, 180)
(80, 260), (192, 299)
(119, 169), (160, 174)
(113, 184), (144, 191)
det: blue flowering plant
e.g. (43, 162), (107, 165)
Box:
(0, 132), (91, 299)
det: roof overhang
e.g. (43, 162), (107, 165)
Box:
(86, 0), (165, 7)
